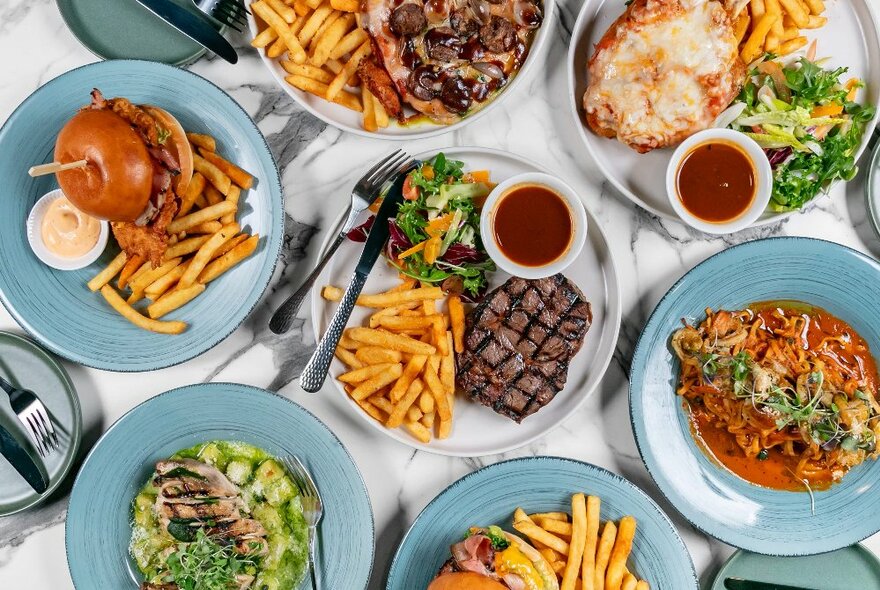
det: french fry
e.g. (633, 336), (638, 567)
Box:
(128, 258), (183, 303)
(186, 133), (216, 152)
(357, 286), (444, 308)
(100, 286), (186, 334)
(251, 25), (280, 48)
(194, 193), (208, 209)
(532, 512), (570, 522)
(210, 233), (249, 261)
(193, 153), (232, 195)
(432, 317), (448, 356)
(539, 547), (561, 565)
(117, 254), (144, 289)
(621, 575), (637, 590)
(418, 390), (435, 413)
(368, 302), (421, 327)
(561, 493), (587, 590)
(293, 0), (311, 15)
(635, 582), (649, 590)
(305, 0), (322, 8)
(605, 516), (636, 590)
(147, 284), (205, 319)
(741, 12), (778, 62)
(351, 364), (403, 400)
(514, 508), (533, 524)
(804, 14), (826, 28)
(335, 347), (363, 369)
(145, 265), (186, 299)
(765, 0), (783, 36)
(750, 0), (766, 18)
(198, 149), (254, 190)
(388, 378), (424, 428)
(330, 0), (358, 10)
(252, 0), (308, 63)
(404, 419), (431, 443)
(440, 332), (455, 394)
(322, 285), (344, 301)
(420, 410), (435, 429)
(424, 355), (451, 420)
(87, 252), (127, 291)
(370, 395), (394, 415)
(298, 2), (333, 45)
(779, 0), (809, 27)
(311, 14), (353, 66)
(327, 40), (371, 100)
(539, 518), (573, 537)
(363, 88), (377, 132)
(513, 520), (570, 555)
(167, 201), (236, 234)
(355, 346), (403, 365)
(348, 327), (436, 355)
(178, 223), (239, 289)
(777, 35), (808, 56)
(282, 62), (336, 83)
(354, 397), (387, 422)
(373, 93), (389, 128)
(199, 234), (258, 284)
(222, 185), (241, 224)
(378, 315), (441, 330)
(204, 184), (224, 205)
(582, 496), (601, 590)
(267, 0), (297, 22)
(329, 27), (368, 59)
(389, 354), (428, 403)
(338, 362), (397, 383)
(803, 0), (823, 14)
(178, 172), (207, 217)
(594, 522), (617, 590)
(734, 11), (750, 43)
(285, 75), (363, 111)
(406, 406), (423, 423)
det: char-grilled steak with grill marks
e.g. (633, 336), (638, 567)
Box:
(456, 275), (592, 422)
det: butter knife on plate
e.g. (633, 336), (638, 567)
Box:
(0, 423), (48, 494)
(299, 165), (415, 393)
(725, 577), (821, 590)
(133, 0), (238, 64)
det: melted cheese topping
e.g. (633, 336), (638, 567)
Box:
(584, 0), (742, 151)
(496, 546), (543, 590)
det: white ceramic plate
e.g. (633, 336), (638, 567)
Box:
(567, 0), (880, 225)
(249, 1), (554, 140)
(311, 147), (622, 456)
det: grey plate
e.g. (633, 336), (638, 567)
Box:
(56, 0), (209, 66)
(0, 331), (81, 515)
(867, 132), (880, 238)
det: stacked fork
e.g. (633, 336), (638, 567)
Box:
(0, 376), (58, 457)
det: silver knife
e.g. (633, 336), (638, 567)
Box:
(725, 577), (820, 590)
(134, 0), (238, 64)
(0, 423), (48, 494)
(299, 165), (414, 393)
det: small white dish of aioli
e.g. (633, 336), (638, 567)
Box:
(26, 189), (108, 271)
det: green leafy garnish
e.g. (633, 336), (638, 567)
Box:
(165, 529), (259, 590)
(485, 526), (510, 550)
(156, 125), (171, 145)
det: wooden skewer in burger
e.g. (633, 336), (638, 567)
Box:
(35, 89), (194, 266)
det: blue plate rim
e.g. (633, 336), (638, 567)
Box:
(0, 59), (285, 373)
(63, 382), (376, 589)
(0, 329), (82, 516)
(385, 455), (699, 589)
(628, 236), (880, 556)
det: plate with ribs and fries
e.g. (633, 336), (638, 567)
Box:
(0, 61), (284, 372)
(311, 147), (622, 456)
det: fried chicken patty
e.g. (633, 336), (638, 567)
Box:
(583, 0), (746, 153)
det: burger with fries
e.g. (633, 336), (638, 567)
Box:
(54, 89), (194, 266)
(429, 525), (559, 590)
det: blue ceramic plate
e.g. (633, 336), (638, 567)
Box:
(65, 383), (374, 589)
(0, 60), (283, 371)
(630, 237), (880, 555)
(386, 457), (697, 590)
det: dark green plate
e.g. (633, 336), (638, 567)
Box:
(711, 546), (880, 590)
(56, 0), (206, 66)
(0, 331), (81, 515)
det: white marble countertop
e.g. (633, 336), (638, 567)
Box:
(2, 0), (880, 587)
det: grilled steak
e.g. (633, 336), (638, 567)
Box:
(456, 275), (592, 422)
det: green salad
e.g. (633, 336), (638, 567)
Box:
(725, 56), (876, 211)
(130, 441), (308, 590)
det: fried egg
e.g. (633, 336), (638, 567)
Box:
(583, 0), (746, 153)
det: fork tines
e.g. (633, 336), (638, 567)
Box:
(213, 0), (248, 32)
(356, 150), (414, 194)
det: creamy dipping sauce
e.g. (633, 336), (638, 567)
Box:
(40, 195), (101, 258)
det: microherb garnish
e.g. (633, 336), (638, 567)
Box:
(164, 529), (259, 590)
(157, 125), (171, 145)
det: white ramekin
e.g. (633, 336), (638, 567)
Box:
(666, 128), (773, 234)
(480, 172), (587, 279)
(26, 189), (109, 271)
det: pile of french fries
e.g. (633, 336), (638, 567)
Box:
(323, 279), (468, 443)
(734, 0), (827, 63)
(250, 0), (391, 132)
(86, 132), (259, 335)
(513, 494), (649, 590)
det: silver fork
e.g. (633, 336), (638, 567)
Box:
(283, 455), (324, 590)
(195, 0), (247, 32)
(269, 149), (413, 334)
(0, 376), (58, 457)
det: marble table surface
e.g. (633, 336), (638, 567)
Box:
(2, 0), (880, 587)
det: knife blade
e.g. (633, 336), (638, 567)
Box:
(299, 165), (414, 393)
(725, 577), (821, 590)
(133, 0), (238, 64)
(0, 423), (48, 494)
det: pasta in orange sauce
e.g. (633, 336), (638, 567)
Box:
(672, 302), (880, 490)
